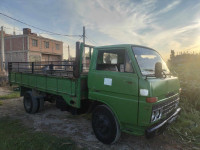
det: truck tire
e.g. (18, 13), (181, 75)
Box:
(92, 105), (121, 144)
(56, 98), (70, 111)
(23, 91), (39, 114)
(36, 97), (44, 112)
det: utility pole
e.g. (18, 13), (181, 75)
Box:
(82, 26), (86, 72)
(68, 45), (71, 61)
(1, 26), (5, 71)
(83, 26), (85, 45)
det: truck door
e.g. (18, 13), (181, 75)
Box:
(88, 48), (139, 126)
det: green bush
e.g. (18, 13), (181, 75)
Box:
(167, 53), (200, 146)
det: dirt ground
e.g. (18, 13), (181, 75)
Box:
(0, 86), (12, 96)
(0, 87), (186, 150)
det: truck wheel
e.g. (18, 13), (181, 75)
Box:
(36, 97), (44, 112)
(23, 91), (39, 114)
(92, 105), (121, 144)
(56, 98), (70, 111)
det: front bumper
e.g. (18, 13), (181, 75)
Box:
(145, 107), (181, 138)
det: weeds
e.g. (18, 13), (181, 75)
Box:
(168, 101), (200, 146)
(167, 54), (200, 147)
(0, 92), (20, 100)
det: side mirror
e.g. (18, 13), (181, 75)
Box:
(155, 62), (162, 78)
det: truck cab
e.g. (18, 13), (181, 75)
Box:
(87, 44), (181, 143)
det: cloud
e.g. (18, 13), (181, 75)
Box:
(0, 0), (199, 60)
(155, 0), (181, 15)
(67, 0), (200, 60)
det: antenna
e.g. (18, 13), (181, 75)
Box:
(68, 45), (71, 61)
(13, 27), (16, 35)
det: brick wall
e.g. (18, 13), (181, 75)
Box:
(0, 31), (63, 63)
(28, 35), (63, 56)
(0, 36), (28, 63)
(1, 36), (28, 51)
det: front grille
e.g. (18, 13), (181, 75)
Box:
(153, 94), (179, 116)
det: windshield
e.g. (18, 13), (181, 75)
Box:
(132, 46), (170, 76)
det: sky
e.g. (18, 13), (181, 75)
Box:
(0, 0), (200, 60)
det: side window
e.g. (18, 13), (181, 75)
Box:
(82, 47), (94, 73)
(96, 49), (134, 73)
(103, 53), (118, 64)
(125, 53), (134, 73)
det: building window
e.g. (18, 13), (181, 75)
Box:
(56, 44), (60, 50)
(32, 39), (38, 47)
(44, 41), (49, 48)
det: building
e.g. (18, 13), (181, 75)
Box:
(0, 28), (63, 63)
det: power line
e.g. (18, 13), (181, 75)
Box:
(4, 26), (79, 39)
(78, 36), (83, 41)
(85, 36), (98, 45)
(4, 26), (22, 32)
(4, 26), (77, 40)
(0, 12), (81, 37)
(3, 25), (84, 50)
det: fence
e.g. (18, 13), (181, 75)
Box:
(8, 61), (75, 78)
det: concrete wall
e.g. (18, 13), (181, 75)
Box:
(29, 51), (41, 62)
(5, 51), (28, 62)
(42, 54), (62, 62)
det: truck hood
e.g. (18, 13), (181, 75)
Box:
(147, 76), (180, 99)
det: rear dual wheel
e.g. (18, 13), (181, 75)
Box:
(92, 105), (121, 144)
(23, 91), (44, 114)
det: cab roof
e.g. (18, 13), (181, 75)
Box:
(95, 44), (155, 51)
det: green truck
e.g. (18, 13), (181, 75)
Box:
(8, 42), (181, 144)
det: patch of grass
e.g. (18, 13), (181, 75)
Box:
(0, 101), (2, 105)
(168, 97), (200, 146)
(0, 92), (20, 100)
(0, 117), (83, 150)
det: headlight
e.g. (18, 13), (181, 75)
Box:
(151, 109), (163, 122)
(158, 109), (162, 118)
(155, 110), (160, 118)
(151, 112), (155, 122)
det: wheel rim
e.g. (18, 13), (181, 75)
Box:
(93, 113), (111, 138)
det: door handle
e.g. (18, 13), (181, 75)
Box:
(94, 89), (100, 92)
(126, 81), (133, 84)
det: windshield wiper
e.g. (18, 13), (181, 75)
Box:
(143, 69), (154, 72)
(143, 69), (173, 79)
(144, 74), (156, 79)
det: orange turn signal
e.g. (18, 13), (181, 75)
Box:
(146, 97), (158, 103)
